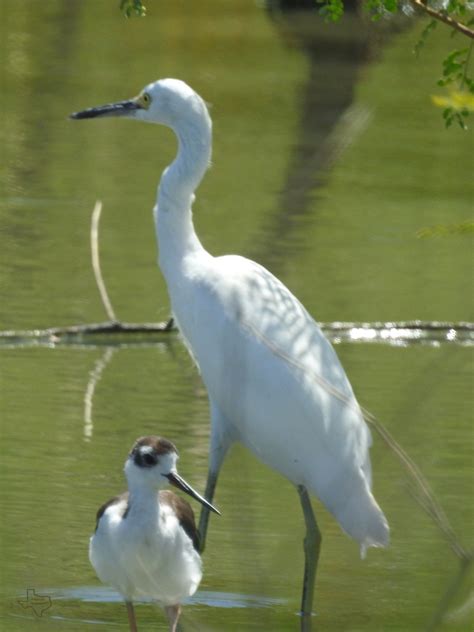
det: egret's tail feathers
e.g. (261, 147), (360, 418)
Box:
(359, 523), (389, 560)
(336, 486), (390, 557)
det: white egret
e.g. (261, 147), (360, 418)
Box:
(90, 435), (220, 632)
(72, 79), (389, 616)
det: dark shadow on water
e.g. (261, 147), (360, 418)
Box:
(250, 4), (410, 279)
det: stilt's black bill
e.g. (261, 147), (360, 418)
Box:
(165, 472), (221, 515)
(70, 99), (140, 120)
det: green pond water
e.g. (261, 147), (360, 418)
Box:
(1, 2), (473, 631)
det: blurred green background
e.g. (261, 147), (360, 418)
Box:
(1, 1), (472, 630)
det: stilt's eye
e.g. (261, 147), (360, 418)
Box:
(142, 452), (156, 467)
(134, 448), (158, 468)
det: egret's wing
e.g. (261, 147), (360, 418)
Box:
(210, 255), (356, 398)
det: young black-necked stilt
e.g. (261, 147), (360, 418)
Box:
(89, 436), (220, 632)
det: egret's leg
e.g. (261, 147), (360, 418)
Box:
(297, 484), (321, 618)
(125, 601), (138, 632)
(198, 401), (233, 552)
(164, 604), (181, 632)
(198, 468), (220, 553)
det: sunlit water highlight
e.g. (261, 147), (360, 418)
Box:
(44, 586), (287, 609)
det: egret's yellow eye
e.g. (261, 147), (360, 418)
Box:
(139, 92), (151, 109)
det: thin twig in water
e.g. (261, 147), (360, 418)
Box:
(425, 555), (472, 631)
(361, 408), (467, 561)
(242, 321), (468, 561)
(91, 200), (117, 322)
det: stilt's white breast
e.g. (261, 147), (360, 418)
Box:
(90, 496), (202, 605)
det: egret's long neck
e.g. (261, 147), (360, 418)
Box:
(155, 113), (212, 278)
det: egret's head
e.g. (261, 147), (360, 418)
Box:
(124, 435), (220, 514)
(70, 78), (210, 131)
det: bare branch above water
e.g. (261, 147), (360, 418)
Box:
(0, 201), (471, 347)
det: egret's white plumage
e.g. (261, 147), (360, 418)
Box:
(89, 436), (219, 631)
(73, 79), (389, 613)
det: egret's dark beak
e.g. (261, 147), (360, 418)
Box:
(165, 472), (221, 515)
(70, 99), (141, 120)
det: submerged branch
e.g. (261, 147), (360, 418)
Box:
(0, 319), (175, 341)
(0, 319), (471, 345)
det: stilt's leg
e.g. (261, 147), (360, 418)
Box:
(198, 401), (232, 553)
(297, 484), (321, 619)
(165, 604), (181, 632)
(125, 601), (138, 632)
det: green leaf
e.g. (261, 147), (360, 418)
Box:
(414, 20), (437, 59)
(317, 0), (345, 22)
(382, 0), (398, 13)
(120, 0), (146, 18)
